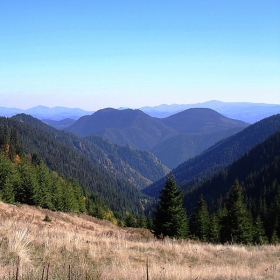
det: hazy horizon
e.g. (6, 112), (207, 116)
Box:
(1, 1), (279, 110)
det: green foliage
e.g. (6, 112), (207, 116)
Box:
(165, 129), (280, 244)
(145, 114), (280, 198)
(153, 176), (188, 239)
(4, 114), (149, 217)
(221, 180), (253, 244)
(189, 195), (210, 241)
(125, 213), (137, 228)
(253, 216), (267, 245)
(0, 126), (116, 223)
(137, 214), (147, 228)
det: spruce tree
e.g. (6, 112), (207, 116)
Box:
(125, 213), (137, 227)
(153, 175), (188, 239)
(190, 195), (210, 241)
(253, 215), (267, 244)
(222, 180), (253, 244)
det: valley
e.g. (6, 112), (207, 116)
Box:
(0, 103), (280, 278)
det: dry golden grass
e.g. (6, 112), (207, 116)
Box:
(0, 202), (280, 279)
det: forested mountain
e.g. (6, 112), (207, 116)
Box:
(65, 108), (177, 150)
(65, 108), (248, 167)
(42, 118), (76, 129)
(0, 126), (114, 222)
(183, 130), (280, 215)
(0, 116), (149, 217)
(12, 114), (169, 190)
(150, 128), (243, 169)
(85, 136), (169, 189)
(183, 131), (280, 244)
(144, 114), (280, 198)
(161, 108), (247, 133)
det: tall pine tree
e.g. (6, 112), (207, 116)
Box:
(190, 195), (210, 241)
(221, 180), (253, 244)
(153, 175), (188, 239)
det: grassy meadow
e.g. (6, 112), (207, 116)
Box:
(0, 202), (280, 280)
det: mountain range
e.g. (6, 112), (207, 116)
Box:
(1, 101), (280, 241)
(11, 114), (169, 191)
(0, 105), (94, 120)
(65, 108), (248, 168)
(140, 100), (280, 123)
(0, 115), (155, 216)
(1, 100), (280, 124)
(143, 113), (280, 198)
(183, 129), (280, 216)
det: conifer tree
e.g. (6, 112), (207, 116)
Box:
(125, 213), (137, 227)
(190, 195), (210, 241)
(222, 180), (253, 244)
(253, 215), (267, 244)
(153, 175), (188, 239)
(137, 214), (147, 228)
(209, 212), (221, 243)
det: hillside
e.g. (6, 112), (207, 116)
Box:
(65, 108), (248, 167)
(0, 202), (279, 279)
(0, 127), (113, 221)
(12, 114), (169, 190)
(161, 108), (247, 133)
(144, 114), (280, 198)
(85, 135), (169, 189)
(184, 130), (280, 214)
(0, 116), (148, 216)
(65, 108), (177, 150)
(42, 118), (76, 129)
(150, 127), (243, 169)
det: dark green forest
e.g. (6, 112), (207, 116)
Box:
(144, 114), (280, 198)
(0, 125), (116, 222)
(1, 112), (280, 244)
(12, 113), (168, 190)
(151, 130), (280, 244)
(182, 130), (280, 244)
(0, 116), (150, 217)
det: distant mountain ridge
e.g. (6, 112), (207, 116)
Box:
(140, 100), (280, 123)
(0, 105), (94, 120)
(1, 100), (279, 123)
(143, 113), (280, 198)
(65, 107), (248, 168)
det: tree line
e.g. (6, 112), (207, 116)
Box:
(151, 176), (278, 244)
(0, 125), (117, 223)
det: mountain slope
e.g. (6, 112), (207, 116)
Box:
(11, 114), (169, 190)
(150, 127), (244, 169)
(85, 135), (169, 189)
(65, 108), (177, 150)
(183, 130), (280, 214)
(42, 118), (76, 129)
(0, 128), (113, 220)
(1, 115), (148, 216)
(143, 114), (280, 198)
(65, 108), (248, 167)
(161, 108), (247, 134)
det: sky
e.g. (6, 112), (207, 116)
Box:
(0, 1), (280, 110)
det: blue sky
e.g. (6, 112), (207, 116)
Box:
(0, 1), (279, 110)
